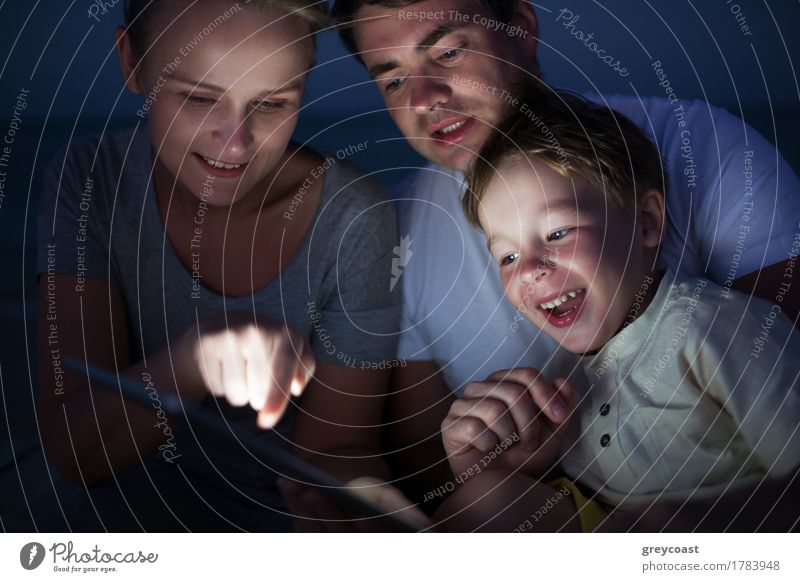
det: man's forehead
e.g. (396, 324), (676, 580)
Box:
(354, 0), (498, 67)
(356, 0), (484, 19)
(354, 0), (492, 43)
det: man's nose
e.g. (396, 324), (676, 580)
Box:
(410, 73), (452, 113)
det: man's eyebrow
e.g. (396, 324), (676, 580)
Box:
(367, 23), (464, 79)
(368, 60), (400, 79)
(417, 23), (460, 51)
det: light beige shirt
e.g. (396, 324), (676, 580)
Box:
(561, 272), (800, 508)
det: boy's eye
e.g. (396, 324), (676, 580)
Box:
(500, 252), (519, 267)
(548, 228), (573, 242)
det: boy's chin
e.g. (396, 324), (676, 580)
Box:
(541, 327), (609, 356)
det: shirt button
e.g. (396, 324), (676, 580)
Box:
(599, 403), (610, 416)
(600, 434), (611, 447)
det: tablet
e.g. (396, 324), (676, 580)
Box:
(64, 357), (420, 533)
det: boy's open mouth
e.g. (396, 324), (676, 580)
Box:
(538, 288), (586, 328)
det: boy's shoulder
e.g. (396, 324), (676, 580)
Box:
(659, 273), (795, 354)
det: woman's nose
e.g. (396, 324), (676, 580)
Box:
(211, 112), (254, 159)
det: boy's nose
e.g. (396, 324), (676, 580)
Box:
(520, 255), (556, 284)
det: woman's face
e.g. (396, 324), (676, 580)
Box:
(124, 0), (314, 206)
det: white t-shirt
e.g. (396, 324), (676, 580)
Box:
(560, 272), (800, 508)
(394, 94), (800, 393)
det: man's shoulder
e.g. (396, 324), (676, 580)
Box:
(393, 163), (466, 230)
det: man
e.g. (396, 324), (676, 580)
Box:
(326, 0), (800, 528)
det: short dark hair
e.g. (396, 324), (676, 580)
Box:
(465, 84), (667, 229)
(332, 0), (516, 64)
(124, 0), (329, 58)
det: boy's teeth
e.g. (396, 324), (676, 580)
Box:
(438, 121), (465, 135)
(202, 156), (241, 169)
(539, 288), (584, 310)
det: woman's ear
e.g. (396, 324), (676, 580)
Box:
(115, 25), (143, 94)
(638, 188), (665, 249)
(511, 0), (539, 66)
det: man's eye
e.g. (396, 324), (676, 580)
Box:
(500, 252), (519, 266)
(440, 48), (462, 61)
(384, 76), (405, 93)
(548, 228), (572, 241)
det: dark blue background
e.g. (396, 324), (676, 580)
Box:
(1, 0), (799, 530)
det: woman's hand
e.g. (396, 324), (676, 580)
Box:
(441, 368), (578, 479)
(179, 310), (316, 428)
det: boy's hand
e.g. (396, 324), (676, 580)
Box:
(441, 368), (579, 479)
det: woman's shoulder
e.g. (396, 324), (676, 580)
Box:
(44, 126), (150, 195)
(320, 153), (390, 204)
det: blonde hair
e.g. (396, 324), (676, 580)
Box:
(464, 85), (667, 229)
(124, 0), (330, 57)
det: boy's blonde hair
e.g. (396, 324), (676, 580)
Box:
(124, 0), (330, 57)
(464, 85), (667, 229)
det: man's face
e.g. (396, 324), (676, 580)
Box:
(353, 0), (538, 171)
(479, 157), (656, 354)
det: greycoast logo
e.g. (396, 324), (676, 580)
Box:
(20, 542), (46, 570)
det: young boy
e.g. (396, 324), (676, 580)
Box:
(435, 86), (800, 532)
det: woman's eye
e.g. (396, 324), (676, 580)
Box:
(255, 100), (284, 112)
(500, 252), (519, 267)
(548, 228), (572, 242)
(185, 95), (215, 106)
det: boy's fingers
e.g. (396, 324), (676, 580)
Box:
(442, 414), (499, 455)
(485, 368), (542, 386)
(554, 377), (580, 409)
(448, 398), (517, 444)
(463, 380), (540, 450)
(527, 377), (568, 424)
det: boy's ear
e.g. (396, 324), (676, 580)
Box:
(638, 188), (665, 249)
(511, 0), (539, 63)
(115, 25), (143, 94)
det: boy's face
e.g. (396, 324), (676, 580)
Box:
(479, 157), (661, 354)
(123, 0), (313, 207)
(352, 0), (539, 172)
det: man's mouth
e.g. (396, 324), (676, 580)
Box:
(537, 288), (586, 328)
(429, 117), (475, 146)
(436, 120), (466, 135)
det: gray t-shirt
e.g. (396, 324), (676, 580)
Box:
(37, 125), (399, 490)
